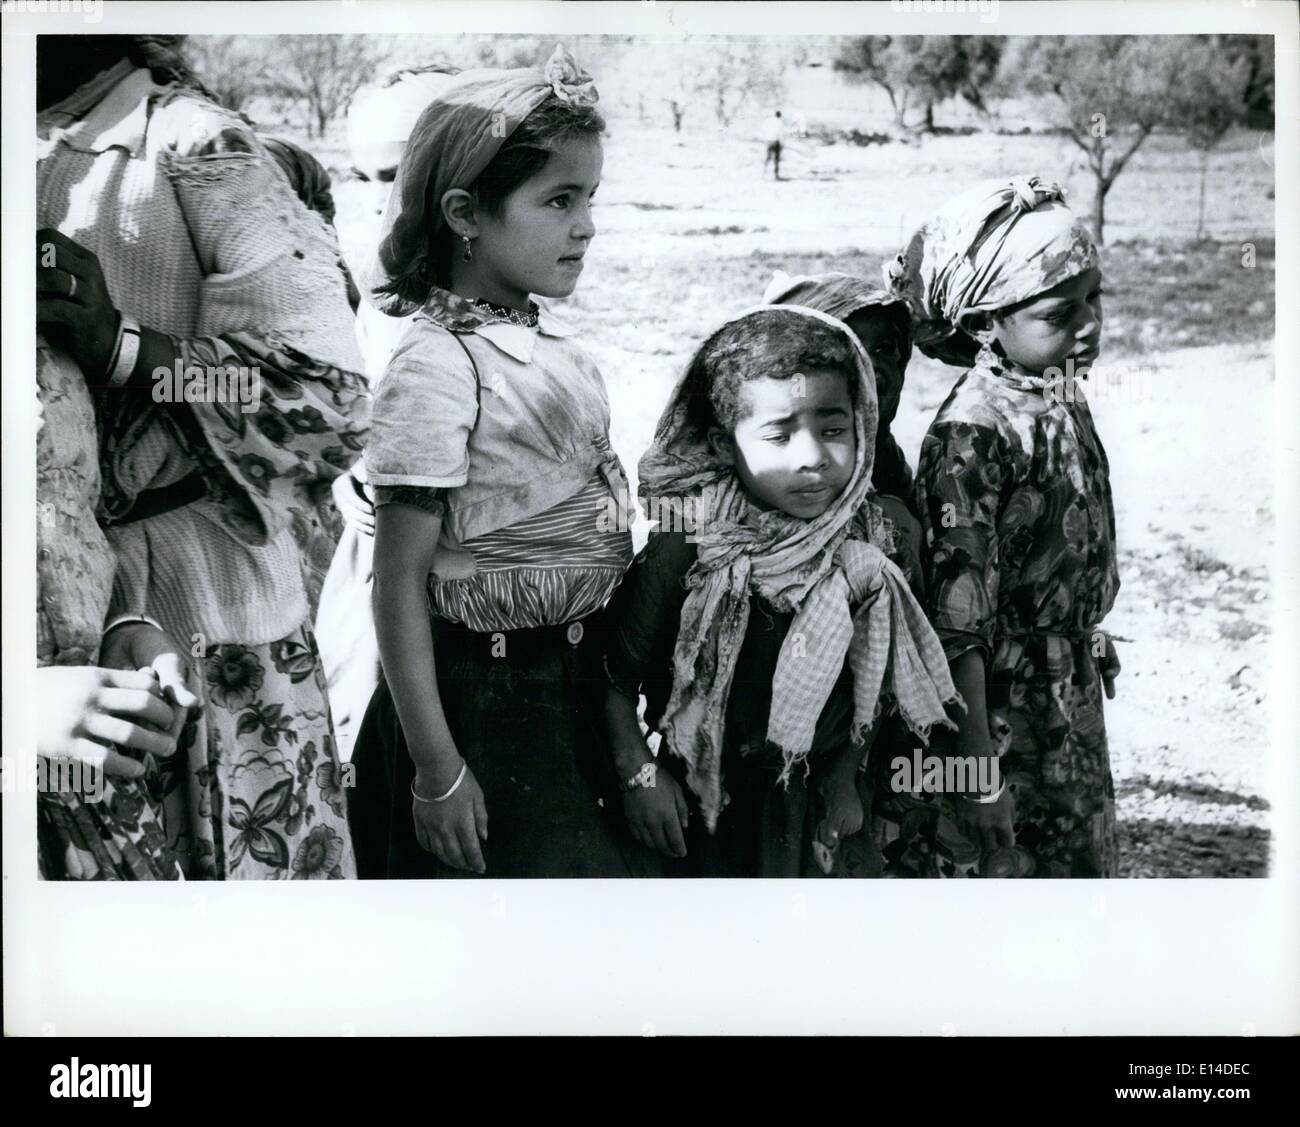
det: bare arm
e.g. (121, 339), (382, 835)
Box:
(604, 687), (654, 781)
(948, 649), (995, 773)
(948, 648), (1014, 850)
(371, 503), (462, 795)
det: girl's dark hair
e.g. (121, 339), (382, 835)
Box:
(685, 310), (858, 433)
(422, 94), (605, 288)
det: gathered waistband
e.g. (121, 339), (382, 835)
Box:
(432, 608), (609, 664)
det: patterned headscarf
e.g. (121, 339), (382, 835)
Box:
(367, 44), (598, 316)
(762, 270), (913, 367)
(638, 305), (959, 830)
(885, 175), (1099, 367)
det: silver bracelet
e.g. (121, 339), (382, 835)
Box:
(963, 779), (1008, 805)
(102, 613), (165, 636)
(106, 314), (141, 387)
(411, 762), (467, 805)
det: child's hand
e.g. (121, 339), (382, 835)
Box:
(99, 621), (201, 746)
(959, 789), (1016, 856)
(1099, 634), (1122, 699)
(412, 762), (489, 874)
(624, 770), (690, 858)
(332, 468), (376, 537)
(814, 770), (866, 874)
(36, 666), (178, 777)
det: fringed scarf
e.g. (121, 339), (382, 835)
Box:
(638, 305), (961, 830)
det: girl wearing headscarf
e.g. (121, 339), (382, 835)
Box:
(887, 175), (1122, 877)
(761, 272), (934, 871)
(36, 35), (368, 879)
(344, 46), (644, 878)
(763, 270), (922, 579)
(602, 306), (961, 877)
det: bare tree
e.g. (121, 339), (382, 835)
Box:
(835, 36), (909, 127)
(617, 39), (785, 133)
(696, 40), (786, 129)
(1008, 36), (1191, 244)
(1173, 39), (1252, 240)
(264, 35), (391, 138)
(185, 35), (272, 114)
(835, 35), (1002, 132)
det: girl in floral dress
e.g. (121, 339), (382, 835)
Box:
(37, 36), (367, 879)
(886, 176), (1122, 877)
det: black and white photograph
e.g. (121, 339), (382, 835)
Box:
(3, 0), (1297, 1054)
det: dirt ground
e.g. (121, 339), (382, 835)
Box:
(319, 118), (1275, 877)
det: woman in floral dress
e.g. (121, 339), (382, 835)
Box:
(37, 35), (367, 879)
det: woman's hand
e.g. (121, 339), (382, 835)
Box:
(37, 666), (180, 779)
(36, 229), (122, 379)
(960, 788), (1016, 855)
(412, 762), (489, 874)
(331, 468), (376, 537)
(623, 768), (690, 858)
(99, 622), (202, 745)
(1099, 633), (1122, 700)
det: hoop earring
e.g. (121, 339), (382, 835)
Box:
(462, 235), (473, 263)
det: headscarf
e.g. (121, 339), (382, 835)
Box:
(262, 135), (338, 225)
(762, 270), (913, 366)
(127, 35), (216, 97)
(638, 305), (960, 830)
(367, 44), (598, 316)
(885, 175), (1099, 367)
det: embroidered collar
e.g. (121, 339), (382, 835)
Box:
(418, 286), (577, 364)
(37, 61), (159, 160)
(473, 298), (539, 328)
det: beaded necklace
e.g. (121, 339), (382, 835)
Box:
(473, 298), (540, 329)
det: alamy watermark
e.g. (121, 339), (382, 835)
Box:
(153, 361), (262, 414)
(0, 0), (103, 22)
(2, 755), (105, 803)
(1044, 359), (1156, 406)
(891, 0), (999, 23)
(890, 748), (1001, 798)
(597, 493), (704, 542)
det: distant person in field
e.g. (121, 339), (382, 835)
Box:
(763, 109), (784, 180)
(603, 306), (961, 877)
(888, 175), (1122, 878)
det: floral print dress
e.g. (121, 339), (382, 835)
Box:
(895, 350), (1121, 877)
(39, 62), (369, 879)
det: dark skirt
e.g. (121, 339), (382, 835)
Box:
(348, 611), (657, 879)
(658, 740), (882, 879)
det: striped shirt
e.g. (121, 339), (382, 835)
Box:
(377, 474), (631, 633)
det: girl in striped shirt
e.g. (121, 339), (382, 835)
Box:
(346, 48), (644, 878)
